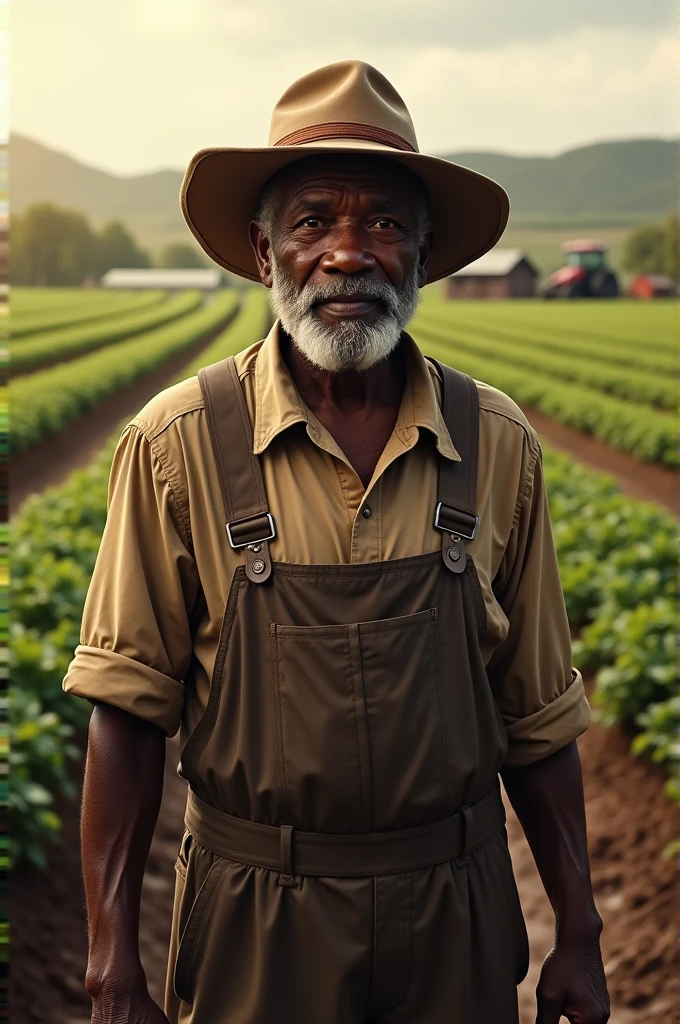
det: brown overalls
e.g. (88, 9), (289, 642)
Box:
(163, 355), (530, 1024)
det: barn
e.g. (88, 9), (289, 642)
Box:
(445, 249), (538, 299)
(100, 268), (222, 291)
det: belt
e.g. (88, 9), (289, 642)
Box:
(184, 780), (506, 888)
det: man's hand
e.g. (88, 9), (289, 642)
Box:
(501, 741), (611, 1024)
(91, 988), (170, 1024)
(88, 961), (171, 1024)
(535, 935), (610, 1024)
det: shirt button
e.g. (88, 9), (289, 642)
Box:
(362, 506), (372, 518)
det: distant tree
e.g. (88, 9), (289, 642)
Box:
(622, 215), (679, 278)
(9, 204), (150, 285)
(96, 220), (150, 274)
(11, 203), (98, 285)
(156, 242), (207, 269)
(664, 213), (679, 286)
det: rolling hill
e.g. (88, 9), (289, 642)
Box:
(10, 133), (677, 273)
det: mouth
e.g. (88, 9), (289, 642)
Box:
(314, 295), (382, 316)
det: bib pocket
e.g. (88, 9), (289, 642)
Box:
(270, 606), (444, 832)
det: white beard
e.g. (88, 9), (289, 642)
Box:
(268, 255), (421, 373)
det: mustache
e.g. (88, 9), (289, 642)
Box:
(298, 276), (403, 317)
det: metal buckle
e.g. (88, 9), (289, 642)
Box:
(433, 502), (479, 541)
(226, 512), (276, 550)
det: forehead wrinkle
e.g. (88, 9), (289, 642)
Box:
(285, 184), (412, 218)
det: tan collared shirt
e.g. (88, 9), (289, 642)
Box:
(62, 320), (590, 767)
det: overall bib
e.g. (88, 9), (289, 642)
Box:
(164, 355), (530, 1024)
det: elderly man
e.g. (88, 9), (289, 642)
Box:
(63, 61), (610, 1024)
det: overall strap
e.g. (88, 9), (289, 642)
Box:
(198, 356), (275, 583)
(426, 357), (480, 574)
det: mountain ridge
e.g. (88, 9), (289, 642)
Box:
(10, 132), (676, 260)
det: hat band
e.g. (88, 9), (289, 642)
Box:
(274, 121), (416, 152)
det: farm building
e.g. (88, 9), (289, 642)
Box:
(445, 249), (538, 299)
(627, 273), (675, 299)
(100, 268), (221, 291)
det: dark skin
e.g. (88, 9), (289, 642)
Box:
(81, 154), (609, 1024)
(250, 155), (425, 488)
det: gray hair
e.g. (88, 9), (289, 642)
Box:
(254, 164), (432, 246)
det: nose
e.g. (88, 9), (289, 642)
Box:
(319, 222), (376, 276)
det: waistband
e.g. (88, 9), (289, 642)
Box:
(184, 781), (506, 887)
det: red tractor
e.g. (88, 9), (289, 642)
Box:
(542, 239), (619, 298)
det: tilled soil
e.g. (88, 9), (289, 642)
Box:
(10, 706), (675, 1024)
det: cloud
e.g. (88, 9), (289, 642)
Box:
(11, 0), (676, 175)
(194, 0), (675, 51)
(396, 29), (678, 155)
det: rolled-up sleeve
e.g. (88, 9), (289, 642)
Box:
(487, 436), (591, 767)
(62, 422), (200, 736)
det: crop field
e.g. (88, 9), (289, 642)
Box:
(10, 289), (239, 453)
(411, 296), (678, 467)
(8, 287), (677, 871)
(10, 288), (168, 339)
(11, 290), (205, 373)
(7, 285), (678, 1023)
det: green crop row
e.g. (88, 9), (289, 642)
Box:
(11, 286), (123, 313)
(415, 311), (676, 410)
(11, 290), (168, 340)
(11, 287), (104, 310)
(420, 295), (676, 353)
(543, 451), (678, 801)
(10, 290), (239, 454)
(416, 299), (678, 379)
(9, 288), (271, 865)
(413, 330), (678, 468)
(11, 291), (201, 373)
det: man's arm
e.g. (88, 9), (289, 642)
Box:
(81, 702), (169, 1023)
(485, 430), (608, 1022)
(61, 421), (200, 1020)
(502, 740), (610, 1024)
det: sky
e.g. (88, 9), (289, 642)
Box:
(11, 0), (677, 177)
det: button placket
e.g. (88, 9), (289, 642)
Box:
(351, 482), (381, 563)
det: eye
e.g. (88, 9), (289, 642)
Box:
(297, 216), (323, 228)
(373, 217), (401, 230)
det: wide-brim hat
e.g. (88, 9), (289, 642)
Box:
(180, 60), (510, 285)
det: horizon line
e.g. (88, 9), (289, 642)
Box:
(9, 130), (678, 182)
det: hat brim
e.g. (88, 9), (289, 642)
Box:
(180, 139), (510, 285)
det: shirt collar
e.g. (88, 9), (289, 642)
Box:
(252, 318), (461, 463)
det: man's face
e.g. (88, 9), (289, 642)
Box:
(249, 155), (432, 372)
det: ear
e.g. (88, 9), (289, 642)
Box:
(417, 230), (433, 289)
(248, 221), (273, 288)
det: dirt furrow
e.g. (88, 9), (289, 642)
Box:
(522, 405), (677, 516)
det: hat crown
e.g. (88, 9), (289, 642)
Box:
(268, 60), (419, 153)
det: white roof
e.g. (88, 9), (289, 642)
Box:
(450, 248), (532, 278)
(100, 268), (221, 289)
